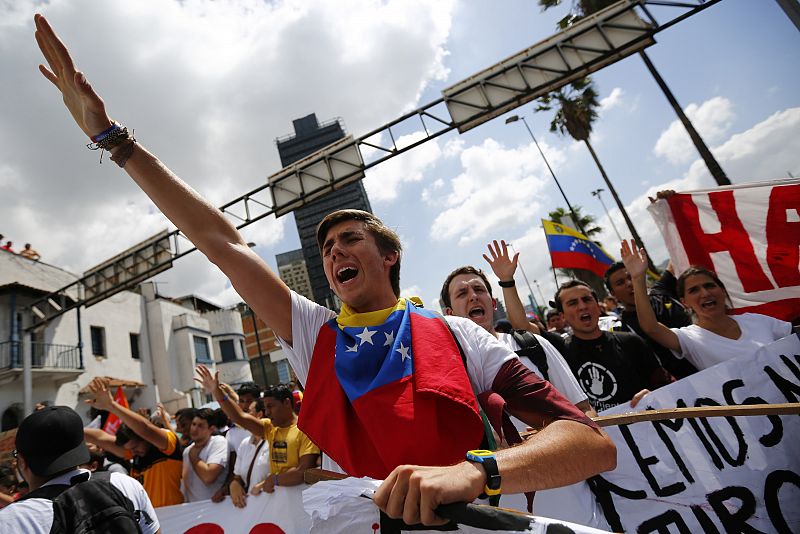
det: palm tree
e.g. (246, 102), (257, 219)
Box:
(548, 206), (602, 240)
(538, 0), (731, 186)
(537, 76), (660, 274)
(548, 205), (608, 296)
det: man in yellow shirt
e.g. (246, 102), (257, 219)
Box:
(195, 365), (319, 494)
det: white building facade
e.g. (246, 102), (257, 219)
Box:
(0, 251), (251, 429)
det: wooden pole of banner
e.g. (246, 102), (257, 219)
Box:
(590, 402), (800, 428)
(306, 404), (800, 484)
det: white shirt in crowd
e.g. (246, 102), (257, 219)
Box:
(0, 468), (159, 534)
(226, 425), (252, 455)
(234, 435), (271, 489)
(182, 434), (229, 502)
(497, 332), (588, 405)
(278, 292), (516, 473)
(671, 312), (792, 370)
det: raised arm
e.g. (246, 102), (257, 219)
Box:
(483, 240), (537, 332)
(194, 365), (264, 437)
(620, 240), (680, 352)
(86, 377), (171, 451)
(33, 14), (293, 342)
(83, 427), (127, 459)
(155, 403), (172, 431)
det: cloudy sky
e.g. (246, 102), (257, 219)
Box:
(2, 0), (798, 313)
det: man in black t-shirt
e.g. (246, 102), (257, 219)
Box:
(555, 280), (673, 412)
(604, 262), (698, 379)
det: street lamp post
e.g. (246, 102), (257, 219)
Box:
(533, 279), (547, 309)
(505, 115), (587, 236)
(591, 188), (624, 243)
(507, 243), (540, 316)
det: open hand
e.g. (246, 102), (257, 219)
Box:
(85, 377), (115, 411)
(194, 364), (220, 395)
(34, 14), (113, 139)
(483, 240), (518, 282)
(620, 239), (648, 279)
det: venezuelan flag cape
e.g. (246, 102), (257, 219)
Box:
(543, 219), (615, 277)
(298, 298), (485, 479)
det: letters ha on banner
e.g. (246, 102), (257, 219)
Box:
(647, 178), (800, 321)
(156, 477), (612, 533)
(591, 334), (800, 533)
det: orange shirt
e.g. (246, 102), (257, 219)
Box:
(128, 430), (184, 507)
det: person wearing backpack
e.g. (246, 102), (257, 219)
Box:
(0, 405), (159, 534)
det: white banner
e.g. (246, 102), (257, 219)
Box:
(647, 178), (800, 321)
(590, 334), (800, 533)
(156, 486), (311, 533)
(156, 478), (611, 533)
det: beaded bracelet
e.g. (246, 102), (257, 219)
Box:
(90, 123), (120, 143)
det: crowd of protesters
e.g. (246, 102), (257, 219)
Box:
(1, 13), (795, 532)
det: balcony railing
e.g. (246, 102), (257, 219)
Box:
(0, 341), (82, 371)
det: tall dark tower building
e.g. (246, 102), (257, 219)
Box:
(276, 113), (372, 309)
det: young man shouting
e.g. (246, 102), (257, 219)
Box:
(34, 15), (615, 526)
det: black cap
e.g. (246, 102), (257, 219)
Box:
(16, 406), (90, 477)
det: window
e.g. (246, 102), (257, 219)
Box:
(90, 326), (106, 357)
(193, 335), (212, 363)
(276, 359), (291, 383)
(239, 339), (246, 359)
(219, 339), (236, 363)
(130, 333), (140, 360)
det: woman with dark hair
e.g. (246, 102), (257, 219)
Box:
(620, 240), (792, 370)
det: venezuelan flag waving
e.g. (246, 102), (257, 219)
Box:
(543, 219), (615, 277)
(298, 298), (484, 479)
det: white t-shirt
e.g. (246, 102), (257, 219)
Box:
(226, 424), (252, 454)
(234, 436), (271, 489)
(0, 468), (159, 534)
(181, 435), (229, 502)
(278, 292), (517, 472)
(497, 332), (587, 406)
(671, 312), (792, 370)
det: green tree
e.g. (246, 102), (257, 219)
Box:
(547, 205), (607, 296)
(537, 76), (660, 274)
(537, 0), (730, 186)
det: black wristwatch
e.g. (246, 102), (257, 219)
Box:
(498, 279), (516, 288)
(466, 449), (501, 498)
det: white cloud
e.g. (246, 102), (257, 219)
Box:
(363, 132), (442, 202)
(653, 96), (735, 165)
(599, 87), (624, 112)
(442, 138), (465, 158)
(628, 106), (800, 265)
(421, 178), (446, 204)
(401, 285), (421, 298)
(0, 0), (456, 305)
(430, 138), (562, 245)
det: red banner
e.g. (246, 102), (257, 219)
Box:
(648, 179), (800, 321)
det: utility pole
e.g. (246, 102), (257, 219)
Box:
(508, 243), (540, 315)
(639, 51), (730, 186)
(506, 115), (588, 236)
(591, 188), (624, 243)
(533, 279), (547, 309)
